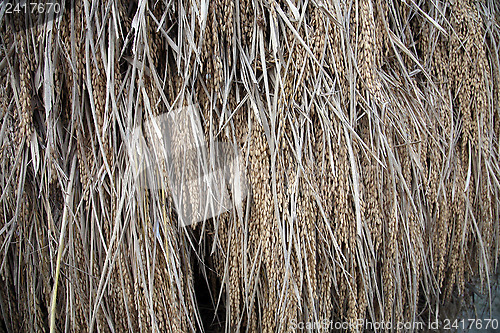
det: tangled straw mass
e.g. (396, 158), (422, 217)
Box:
(0, 0), (499, 331)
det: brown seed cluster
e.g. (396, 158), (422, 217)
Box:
(14, 24), (33, 146)
(358, 0), (381, 97)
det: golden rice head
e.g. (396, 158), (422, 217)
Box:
(450, 0), (486, 150)
(247, 109), (277, 331)
(358, 0), (382, 98)
(14, 24), (33, 146)
(240, 0), (253, 43)
(90, 47), (112, 165)
(445, 152), (468, 299)
(383, 175), (397, 323)
(296, 169), (318, 320)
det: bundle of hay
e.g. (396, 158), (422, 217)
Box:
(0, 0), (499, 331)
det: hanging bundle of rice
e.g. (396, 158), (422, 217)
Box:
(0, 0), (499, 331)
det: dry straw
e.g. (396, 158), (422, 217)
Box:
(0, 0), (499, 332)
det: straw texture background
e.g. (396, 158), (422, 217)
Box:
(0, 0), (499, 331)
